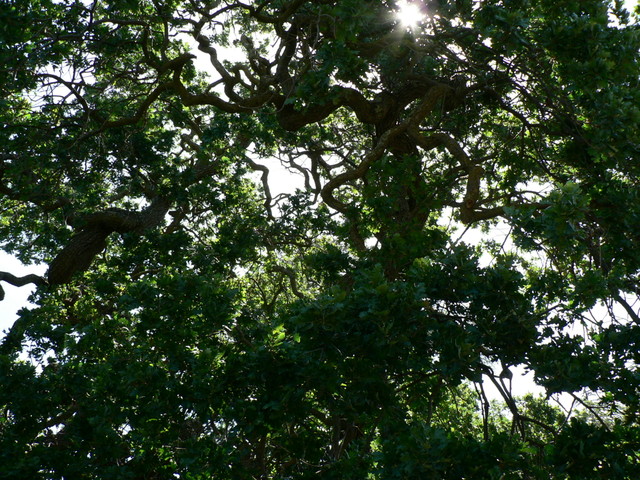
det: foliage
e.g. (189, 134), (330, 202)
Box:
(1, 0), (639, 478)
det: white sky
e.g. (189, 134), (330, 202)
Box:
(0, 252), (46, 335)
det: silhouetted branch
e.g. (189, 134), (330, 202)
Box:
(0, 271), (47, 301)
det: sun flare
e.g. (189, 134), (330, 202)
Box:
(396, 0), (425, 28)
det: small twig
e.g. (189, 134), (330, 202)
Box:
(568, 392), (611, 431)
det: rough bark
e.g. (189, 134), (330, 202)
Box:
(47, 197), (171, 285)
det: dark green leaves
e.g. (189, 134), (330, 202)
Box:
(1, 0), (639, 478)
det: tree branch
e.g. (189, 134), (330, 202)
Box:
(0, 272), (47, 301)
(320, 84), (451, 212)
(47, 197), (171, 285)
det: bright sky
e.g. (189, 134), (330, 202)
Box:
(0, 252), (46, 335)
(396, 0), (424, 27)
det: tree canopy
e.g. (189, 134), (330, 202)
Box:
(1, 0), (639, 478)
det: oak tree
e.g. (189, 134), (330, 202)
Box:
(1, 0), (639, 478)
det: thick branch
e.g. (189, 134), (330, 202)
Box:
(47, 197), (171, 285)
(275, 87), (387, 131)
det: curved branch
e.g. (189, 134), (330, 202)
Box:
(321, 84), (451, 212)
(243, 156), (273, 216)
(409, 131), (474, 170)
(0, 272), (47, 301)
(269, 265), (304, 299)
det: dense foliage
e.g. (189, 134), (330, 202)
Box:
(1, 0), (639, 478)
